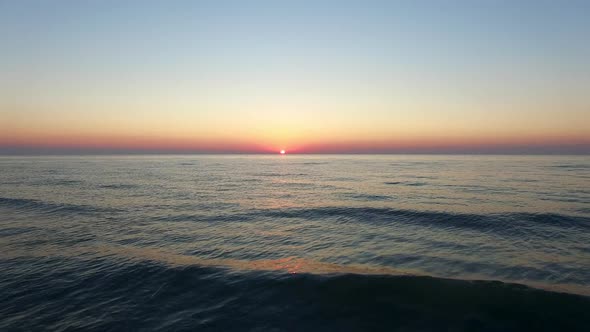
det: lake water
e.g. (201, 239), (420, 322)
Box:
(1, 155), (589, 331)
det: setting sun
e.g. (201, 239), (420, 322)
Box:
(1, 2), (589, 330)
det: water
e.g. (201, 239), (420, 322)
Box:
(1, 155), (589, 331)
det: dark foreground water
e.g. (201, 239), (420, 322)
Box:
(1, 155), (589, 331)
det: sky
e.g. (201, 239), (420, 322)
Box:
(1, 0), (589, 154)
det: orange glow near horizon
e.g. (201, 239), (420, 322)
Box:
(2, 98), (588, 154)
(1, 129), (588, 154)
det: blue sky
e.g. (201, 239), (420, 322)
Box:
(1, 1), (589, 153)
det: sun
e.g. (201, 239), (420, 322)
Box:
(280, 150), (286, 155)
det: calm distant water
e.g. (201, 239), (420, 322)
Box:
(1, 155), (589, 331)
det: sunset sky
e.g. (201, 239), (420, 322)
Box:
(1, 0), (589, 154)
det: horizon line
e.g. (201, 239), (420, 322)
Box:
(1, 152), (588, 156)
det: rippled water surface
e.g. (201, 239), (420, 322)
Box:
(1, 155), (589, 331)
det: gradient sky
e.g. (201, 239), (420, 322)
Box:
(1, 0), (589, 154)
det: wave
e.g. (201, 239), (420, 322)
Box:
(30, 178), (84, 186)
(383, 181), (428, 186)
(250, 172), (308, 177)
(250, 207), (590, 233)
(0, 197), (119, 216)
(301, 162), (328, 165)
(99, 183), (138, 189)
(550, 164), (589, 170)
(1, 255), (588, 331)
(3, 196), (588, 236)
(143, 205), (590, 239)
(338, 193), (393, 201)
(403, 182), (428, 186)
